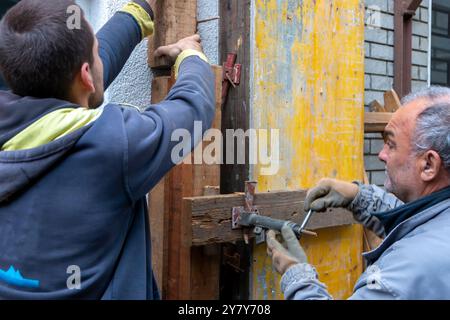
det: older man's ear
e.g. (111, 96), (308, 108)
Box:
(419, 150), (444, 182)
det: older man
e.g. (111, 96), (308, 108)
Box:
(267, 86), (450, 299)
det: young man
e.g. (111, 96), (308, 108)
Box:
(0, 0), (215, 299)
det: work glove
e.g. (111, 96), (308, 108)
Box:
(266, 225), (307, 275)
(304, 178), (359, 212)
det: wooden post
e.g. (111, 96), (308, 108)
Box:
(184, 190), (358, 246)
(219, 0), (251, 194)
(394, 0), (423, 98)
(147, 0), (197, 69)
(148, 66), (223, 299)
(148, 76), (174, 296)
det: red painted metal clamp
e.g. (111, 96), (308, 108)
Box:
(222, 53), (242, 105)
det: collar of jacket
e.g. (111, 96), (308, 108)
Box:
(373, 186), (450, 235)
(363, 196), (450, 265)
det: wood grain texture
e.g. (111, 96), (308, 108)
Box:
(189, 66), (223, 300)
(147, 0), (197, 68)
(185, 190), (357, 246)
(383, 89), (401, 112)
(148, 76), (174, 295)
(364, 112), (393, 133)
(369, 100), (386, 112)
(148, 66), (223, 299)
(219, 0), (251, 194)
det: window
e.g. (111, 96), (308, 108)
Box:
(431, 0), (450, 86)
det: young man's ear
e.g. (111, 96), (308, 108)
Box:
(80, 62), (95, 93)
(420, 150), (442, 182)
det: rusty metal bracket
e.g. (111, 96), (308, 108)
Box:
(232, 181), (317, 245)
(221, 53), (242, 105)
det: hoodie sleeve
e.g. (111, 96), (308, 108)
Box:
(97, 1), (154, 90)
(121, 55), (215, 202)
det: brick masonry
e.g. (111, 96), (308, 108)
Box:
(364, 0), (430, 186)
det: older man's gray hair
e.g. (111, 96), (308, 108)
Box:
(401, 86), (450, 175)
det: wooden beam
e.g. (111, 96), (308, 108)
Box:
(219, 0), (251, 194)
(190, 187), (221, 300)
(219, 0), (252, 300)
(148, 66), (223, 299)
(404, 0), (422, 13)
(383, 89), (402, 112)
(189, 66), (223, 300)
(148, 0), (197, 69)
(166, 165), (193, 299)
(365, 112), (393, 133)
(148, 76), (174, 296)
(368, 100), (386, 112)
(185, 190), (357, 246)
(394, 0), (422, 98)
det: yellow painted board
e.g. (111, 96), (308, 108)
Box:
(251, 0), (365, 299)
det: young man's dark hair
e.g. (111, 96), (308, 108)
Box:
(0, 0), (94, 100)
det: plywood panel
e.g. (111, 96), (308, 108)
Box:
(251, 0), (365, 299)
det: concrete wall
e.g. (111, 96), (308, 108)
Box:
(77, 0), (219, 109)
(364, 0), (431, 186)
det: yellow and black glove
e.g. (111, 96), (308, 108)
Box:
(120, 0), (155, 39)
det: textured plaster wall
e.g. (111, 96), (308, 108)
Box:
(197, 0), (219, 65)
(77, 0), (152, 108)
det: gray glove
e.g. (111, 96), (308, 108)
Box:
(266, 224), (307, 275)
(304, 178), (359, 212)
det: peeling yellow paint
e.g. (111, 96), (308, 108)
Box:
(251, 0), (365, 300)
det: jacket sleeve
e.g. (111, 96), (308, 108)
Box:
(96, 1), (154, 90)
(281, 261), (398, 300)
(281, 264), (333, 300)
(121, 55), (215, 202)
(348, 184), (404, 238)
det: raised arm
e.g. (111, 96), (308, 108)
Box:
(96, 0), (154, 89)
(120, 36), (216, 201)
